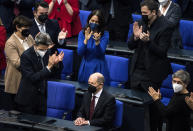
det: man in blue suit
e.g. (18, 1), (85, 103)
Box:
(15, 32), (64, 115)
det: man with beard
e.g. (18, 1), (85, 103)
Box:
(30, 1), (67, 51)
(128, 0), (172, 130)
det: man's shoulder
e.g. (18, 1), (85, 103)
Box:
(102, 89), (115, 101)
(22, 46), (35, 58)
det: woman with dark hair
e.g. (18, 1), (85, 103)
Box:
(0, 18), (6, 79)
(77, 10), (109, 84)
(4, 15), (35, 110)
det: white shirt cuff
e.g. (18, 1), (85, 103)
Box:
(46, 66), (51, 72)
(58, 39), (65, 45)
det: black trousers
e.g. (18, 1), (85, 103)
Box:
(16, 93), (47, 116)
(130, 70), (163, 131)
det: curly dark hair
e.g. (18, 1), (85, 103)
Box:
(140, 0), (159, 15)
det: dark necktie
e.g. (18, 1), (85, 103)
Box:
(89, 95), (96, 120)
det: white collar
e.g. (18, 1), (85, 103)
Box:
(159, 1), (172, 16)
(93, 88), (103, 98)
(34, 18), (45, 27)
(14, 33), (27, 44)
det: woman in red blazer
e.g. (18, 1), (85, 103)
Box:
(0, 18), (6, 77)
(45, 0), (82, 38)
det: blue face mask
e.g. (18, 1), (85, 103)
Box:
(89, 23), (99, 31)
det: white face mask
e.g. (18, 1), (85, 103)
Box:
(36, 50), (47, 58)
(158, 0), (168, 6)
(172, 83), (183, 93)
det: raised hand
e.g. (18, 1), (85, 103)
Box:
(139, 31), (150, 42)
(58, 28), (68, 40)
(148, 87), (161, 101)
(185, 92), (193, 110)
(48, 52), (57, 69)
(84, 27), (93, 44)
(133, 22), (142, 40)
(93, 32), (101, 46)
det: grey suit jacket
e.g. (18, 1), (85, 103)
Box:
(165, 2), (183, 49)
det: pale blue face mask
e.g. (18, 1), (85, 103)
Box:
(89, 23), (99, 31)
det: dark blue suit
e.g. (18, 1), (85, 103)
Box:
(15, 46), (63, 115)
(29, 19), (65, 52)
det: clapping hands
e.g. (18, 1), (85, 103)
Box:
(148, 87), (161, 101)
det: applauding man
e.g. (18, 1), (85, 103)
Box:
(15, 32), (64, 115)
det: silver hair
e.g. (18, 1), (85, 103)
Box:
(172, 70), (191, 85)
(35, 32), (53, 46)
(96, 74), (105, 84)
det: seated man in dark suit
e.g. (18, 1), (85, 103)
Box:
(74, 72), (116, 129)
(15, 32), (64, 115)
(30, 1), (67, 51)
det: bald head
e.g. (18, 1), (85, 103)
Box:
(89, 72), (105, 85)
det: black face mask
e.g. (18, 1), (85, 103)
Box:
(38, 14), (48, 23)
(88, 84), (97, 93)
(21, 29), (30, 37)
(142, 15), (149, 24)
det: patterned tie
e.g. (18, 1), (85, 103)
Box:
(89, 95), (96, 120)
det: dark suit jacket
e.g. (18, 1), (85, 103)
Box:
(0, 0), (15, 37)
(78, 89), (116, 129)
(30, 19), (65, 51)
(164, 2), (182, 49)
(15, 46), (63, 106)
(17, 0), (35, 19)
(96, 0), (132, 27)
(128, 16), (172, 85)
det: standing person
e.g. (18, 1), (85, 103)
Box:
(96, 0), (132, 42)
(128, 0), (172, 130)
(30, 1), (67, 51)
(77, 10), (109, 84)
(149, 70), (191, 131)
(45, 0), (82, 38)
(0, 18), (6, 79)
(4, 15), (34, 110)
(158, 0), (183, 49)
(15, 32), (64, 115)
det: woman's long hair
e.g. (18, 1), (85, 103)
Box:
(83, 10), (106, 36)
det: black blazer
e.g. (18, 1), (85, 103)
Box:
(96, 0), (132, 27)
(78, 89), (116, 129)
(128, 16), (172, 84)
(30, 19), (65, 49)
(164, 2), (182, 49)
(15, 46), (63, 106)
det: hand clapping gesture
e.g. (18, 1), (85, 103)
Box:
(47, 51), (64, 70)
(185, 92), (193, 110)
(139, 31), (150, 42)
(93, 32), (101, 46)
(84, 27), (93, 45)
(148, 87), (161, 101)
(58, 28), (68, 40)
(133, 22), (142, 40)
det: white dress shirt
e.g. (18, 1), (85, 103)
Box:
(57, 0), (62, 4)
(34, 18), (64, 45)
(14, 33), (29, 50)
(159, 1), (172, 16)
(92, 88), (103, 108)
